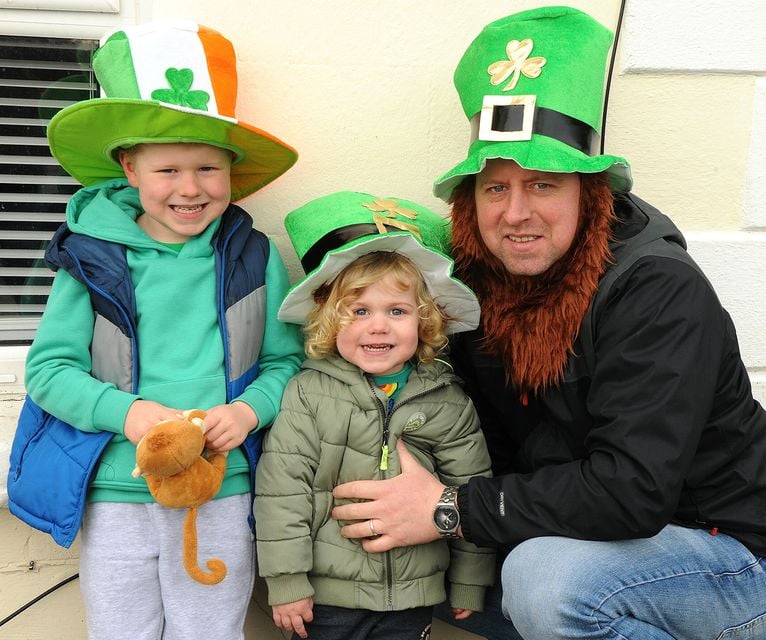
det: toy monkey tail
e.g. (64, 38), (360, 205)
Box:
(183, 506), (228, 585)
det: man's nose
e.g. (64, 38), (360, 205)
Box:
(501, 190), (532, 225)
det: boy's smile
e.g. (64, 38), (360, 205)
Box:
(119, 142), (232, 243)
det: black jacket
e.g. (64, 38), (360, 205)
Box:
(452, 193), (766, 556)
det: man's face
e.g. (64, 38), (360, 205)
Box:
(473, 159), (581, 276)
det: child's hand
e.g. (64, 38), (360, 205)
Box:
(272, 597), (314, 638)
(203, 401), (258, 452)
(124, 400), (181, 445)
(453, 608), (474, 620)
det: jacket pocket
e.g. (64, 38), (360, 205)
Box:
(7, 397), (113, 548)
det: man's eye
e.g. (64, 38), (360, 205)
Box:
(488, 185), (505, 193)
(534, 182), (551, 190)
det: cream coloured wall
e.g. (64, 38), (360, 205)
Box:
(148, 0), (625, 283)
(1, 1), (764, 637)
(144, 0), (766, 378)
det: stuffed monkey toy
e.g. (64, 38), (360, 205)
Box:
(132, 409), (228, 585)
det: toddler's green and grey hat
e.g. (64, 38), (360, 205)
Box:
(278, 191), (480, 334)
(47, 20), (297, 201)
(434, 5), (632, 201)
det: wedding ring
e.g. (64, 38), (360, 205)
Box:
(368, 519), (378, 537)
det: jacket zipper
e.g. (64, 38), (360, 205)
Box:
(367, 378), (450, 611)
(375, 383), (449, 471)
(217, 215), (241, 403)
(368, 384), (396, 610)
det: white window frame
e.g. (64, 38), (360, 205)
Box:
(0, 1), (148, 39)
(2, 1), (120, 12)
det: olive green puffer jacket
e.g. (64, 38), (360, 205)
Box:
(255, 355), (494, 612)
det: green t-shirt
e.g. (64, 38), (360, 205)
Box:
(373, 362), (412, 402)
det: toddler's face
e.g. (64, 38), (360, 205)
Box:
(336, 274), (420, 376)
(120, 142), (232, 243)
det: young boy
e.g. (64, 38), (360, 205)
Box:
(7, 21), (303, 640)
(254, 191), (495, 640)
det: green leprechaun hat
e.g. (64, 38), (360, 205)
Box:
(278, 191), (481, 334)
(433, 5), (631, 201)
(47, 20), (297, 202)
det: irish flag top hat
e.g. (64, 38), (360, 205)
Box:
(47, 21), (297, 201)
(434, 6), (632, 201)
(278, 191), (481, 334)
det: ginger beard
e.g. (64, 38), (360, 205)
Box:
(449, 172), (616, 393)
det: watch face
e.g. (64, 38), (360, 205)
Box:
(435, 506), (459, 531)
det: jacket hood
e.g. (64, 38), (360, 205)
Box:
(301, 355), (367, 387)
(66, 178), (149, 246)
(612, 193), (686, 254)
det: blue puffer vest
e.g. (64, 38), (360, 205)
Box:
(8, 204), (268, 548)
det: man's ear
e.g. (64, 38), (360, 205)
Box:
(119, 150), (140, 188)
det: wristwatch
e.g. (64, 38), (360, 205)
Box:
(433, 485), (460, 538)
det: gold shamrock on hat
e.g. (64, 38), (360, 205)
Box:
(488, 38), (547, 91)
(362, 198), (422, 239)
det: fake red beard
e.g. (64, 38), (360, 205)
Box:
(449, 174), (616, 394)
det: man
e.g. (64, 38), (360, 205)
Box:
(332, 7), (766, 639)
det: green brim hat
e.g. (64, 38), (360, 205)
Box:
(278, 191), (480, 334)
(434, 6), (632, 201)
(47, 20), (297, 202)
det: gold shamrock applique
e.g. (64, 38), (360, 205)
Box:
(362, 199), (422, 240)
(487, 39), (546, 91)
(151, 67), (211, 110)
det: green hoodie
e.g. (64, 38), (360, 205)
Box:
(25, 179), (304, 502)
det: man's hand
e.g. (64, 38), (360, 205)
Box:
(332, 439), (446, 552)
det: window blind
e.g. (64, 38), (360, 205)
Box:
(0, 34), (98, 344)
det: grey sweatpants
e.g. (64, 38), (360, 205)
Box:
(80, 495), (255, 640)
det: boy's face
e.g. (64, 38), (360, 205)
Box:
(120, 143), (232, 243)
(336, 274), (419, 376)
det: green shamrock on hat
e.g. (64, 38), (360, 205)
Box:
(151, 67), (210, 110)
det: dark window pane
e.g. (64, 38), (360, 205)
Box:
(0, 35), (98, 345)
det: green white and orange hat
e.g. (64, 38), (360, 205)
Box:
(278, 191), (481, 334)
(47, 20), (297, 202)
(433, 5), (632, 201)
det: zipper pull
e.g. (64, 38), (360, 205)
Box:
(380, 443), (389, 471)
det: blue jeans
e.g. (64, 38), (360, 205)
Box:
(436, 525), (766, 639)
